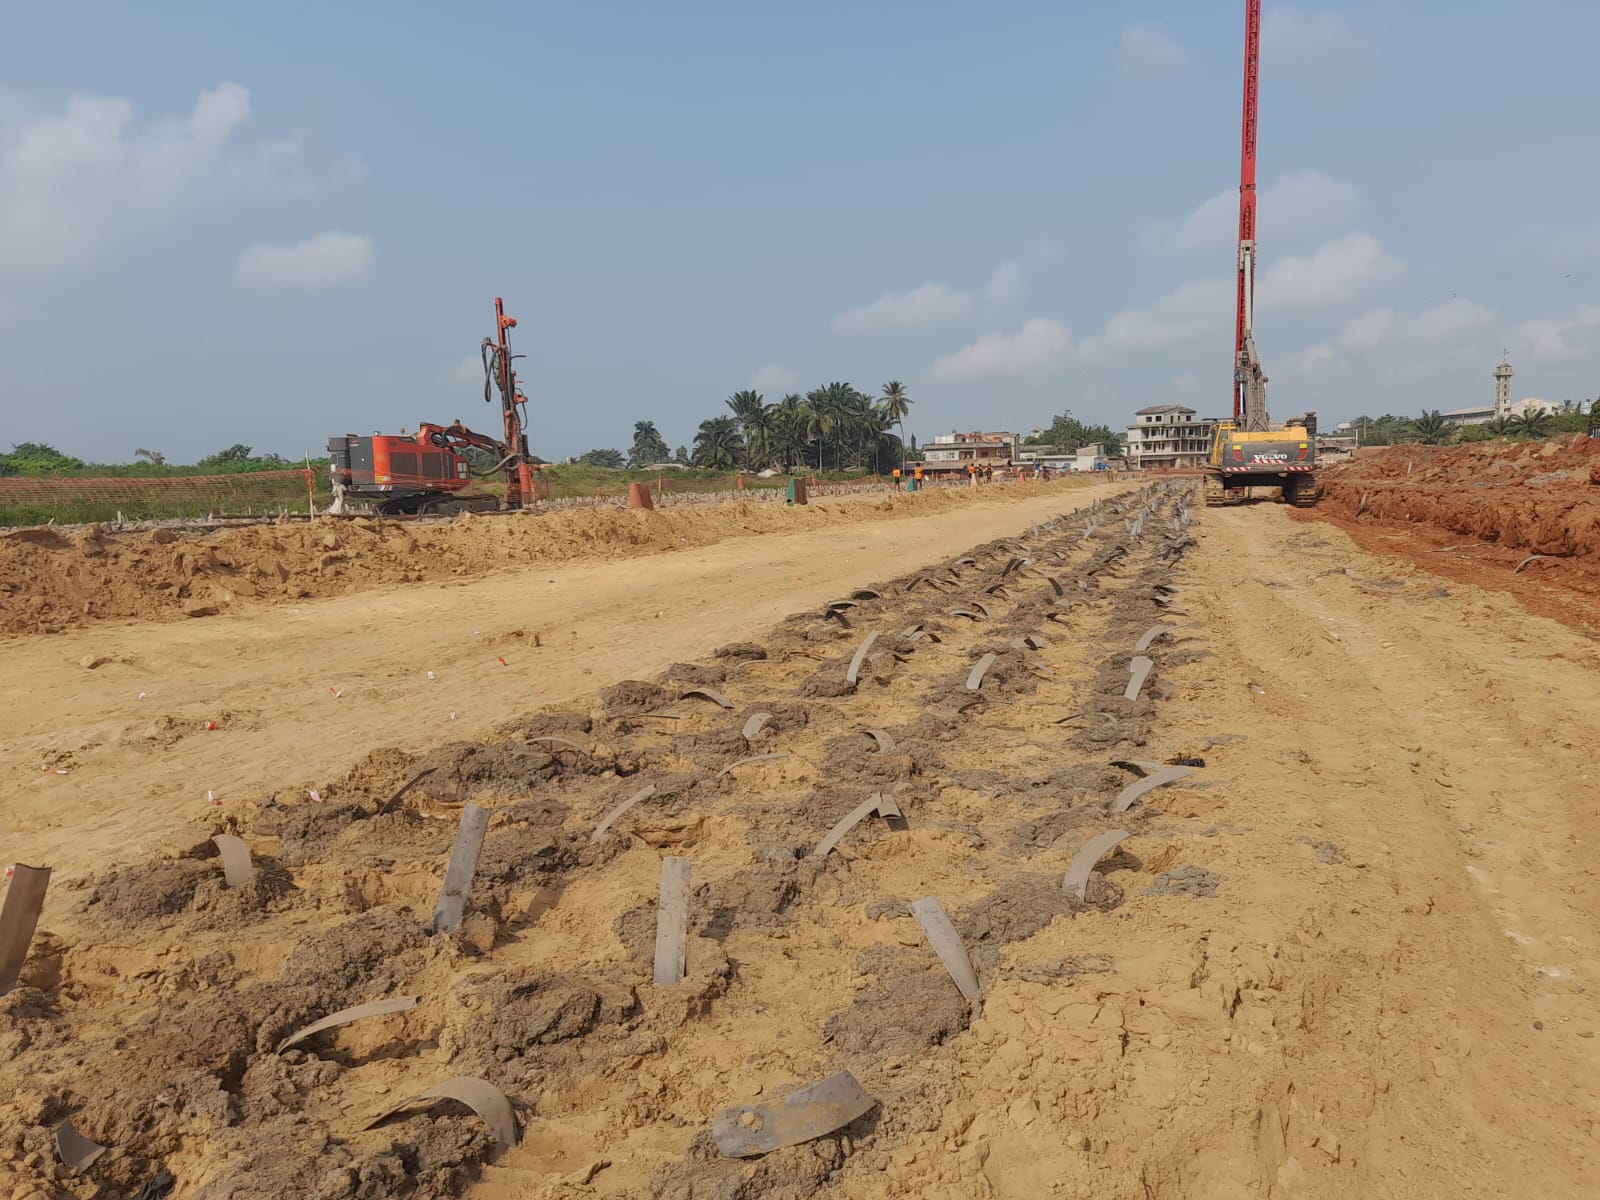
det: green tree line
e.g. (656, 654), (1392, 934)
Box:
(581, 381), (915, 474)
(1348, 400), (1598, 447)
(0, 441), (316, 477)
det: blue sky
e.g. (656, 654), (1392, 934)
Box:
(2, 1), (1597, 462)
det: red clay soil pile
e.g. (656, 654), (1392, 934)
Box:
(1317, 434), (1600, 558)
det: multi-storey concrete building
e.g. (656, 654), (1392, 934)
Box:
(1124, 405), (1218, 469)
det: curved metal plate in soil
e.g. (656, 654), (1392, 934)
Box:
(898, 622), (924, 640)
(1111, 759), (1167, 777)
(713, 1070), (877, 1158)
(966, 653), (998, 692)
(1063, 830), (1132, 902)
(874, 794), (903, 819)
(864, 728), (896, 754)
(717, 752), (791, 777)
(653, 856), (691, 986)
(0, 863), (51, 997)
(431, 803), (490, 935)
(971, 600), (992, 617)
(813, 796), (884, 858)
(377, 766), (437, 815)
(911, 897), (979, 1001)
(276, 995), (419, 1054)
(1109, 765), (1195, 815)
(1133, 624), (1170, 654)
(846, 631), (880, 687)
(1123, 655), (1155, 701)
(682, 688), (734, 709)
(825, 599), (859, 611)
(591, 784), (658, 842)
(954, 556), (977, 567)
(1023, 634), (1047, 650)
(210, 834), (255, 889)
(851, 588), (882, 600)
(948, 609), (985, 621)
(741, 712), (773, 741)
(55, 1118), (107, 1173)
(366, 1077), (519, 1151)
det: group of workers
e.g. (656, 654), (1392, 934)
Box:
(891, 461), (1010, 490)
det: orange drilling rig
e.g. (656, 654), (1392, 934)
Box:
(328, 298), (538, 515)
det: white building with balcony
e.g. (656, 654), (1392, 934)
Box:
(1125, 405), (1218, 470)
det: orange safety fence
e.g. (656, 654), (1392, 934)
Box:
(0, 469), (318, 508)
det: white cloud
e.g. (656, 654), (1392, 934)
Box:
(1258, 232), (1404, 308)
(0, 83), (355, 275)
(832, 282), (972, 335)
(1338, 307), (1398, 351)
(1079, 277), (1233, 361)
(1300, 344), (1337, 371)
(1329, 298), (1494, 364)
(1141, 170), (1365, 256)
(1117, 22), (1188, 80)
(750, 363), (799, 394)
(1416, 297), (1495, 342)
(984, 260), (1024, 305)
(234, 231), (373, 291)
(1517, 304), (1600, 360)
(832, 259), (1025, 335)
(929, 318), (1071, 381)
(1262, 5), (1363, 67)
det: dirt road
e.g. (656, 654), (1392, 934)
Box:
(4, 483), (1599, 1200)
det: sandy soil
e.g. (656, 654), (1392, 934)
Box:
(4, 476), (1600, 1200)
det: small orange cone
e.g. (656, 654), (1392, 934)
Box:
(628, 482), (655, 510)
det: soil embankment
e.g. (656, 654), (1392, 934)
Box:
(1300, 435), (1600, 632)
(0, 481), (1080, 638)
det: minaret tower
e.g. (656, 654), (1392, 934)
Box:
(1494, 353), (1514, 418)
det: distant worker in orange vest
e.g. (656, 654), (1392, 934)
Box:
(913, 465), (924, 486)
(891, 467), (902, 490)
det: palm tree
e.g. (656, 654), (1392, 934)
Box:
(1485, 416), (1514, 439)
(772, 394), (811, 471)
(741, 404), (777, 470)
(880, 382), (911, 468)
(1411, 409), (1451, 445)
(628, 420), (669, 467)
(726, 390), (765, 430)
(692, 416), (744, 470)
(1514, 408), (1552, 439)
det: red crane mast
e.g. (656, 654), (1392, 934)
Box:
(1234, 0), (1267, 431)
